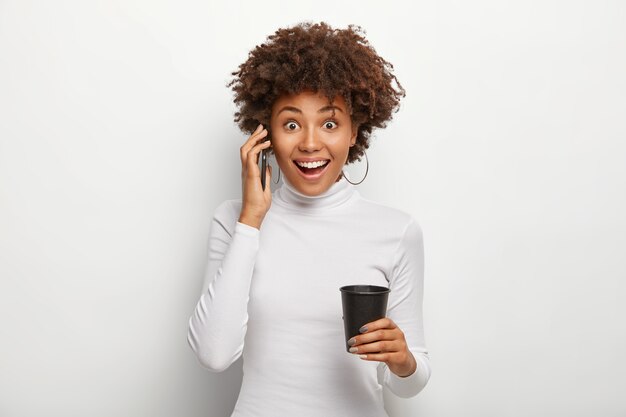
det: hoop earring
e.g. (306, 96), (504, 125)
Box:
(342, 151), (369, 185)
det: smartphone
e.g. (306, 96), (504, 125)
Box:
(260, 137), (270, 191)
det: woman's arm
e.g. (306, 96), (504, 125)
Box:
(378, 217), (432, 398)
(346, 216), (431, 397)
(188, 124), (271, 372)
(187, 200), (259, 372)
(326, 214), (432, 397)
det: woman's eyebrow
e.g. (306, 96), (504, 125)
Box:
(277, 106), (301, 115)
(276, 105), (344, 115)
(318, 105), (343, 114)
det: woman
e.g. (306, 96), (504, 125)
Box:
(188, 21), (431, 416)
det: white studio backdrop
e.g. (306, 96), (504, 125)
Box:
(1, 0), (625, 416)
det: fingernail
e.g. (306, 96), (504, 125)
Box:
(348, 338), (356, 346)
(349, 347), (358, 353)
(256, 124), (262, 131)
(359, 326), (368, 333)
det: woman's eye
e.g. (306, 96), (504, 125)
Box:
(285, 121), (299, 130)
(324, 121), (338, 129)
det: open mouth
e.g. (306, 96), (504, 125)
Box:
(293, 160), (330, 176)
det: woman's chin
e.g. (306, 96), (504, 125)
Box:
(287, 170), (340, 196)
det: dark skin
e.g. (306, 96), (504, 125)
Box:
(348, 317), (418, 377)
(237, 93), (417, 379)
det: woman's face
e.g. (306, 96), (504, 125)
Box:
(269, 90), (357, 196)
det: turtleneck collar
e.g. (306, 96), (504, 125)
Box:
(273, 170), (358, 213)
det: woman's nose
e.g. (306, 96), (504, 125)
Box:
(298, 127), (321, 152)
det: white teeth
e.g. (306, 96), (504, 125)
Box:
(296, 160), (329, 168)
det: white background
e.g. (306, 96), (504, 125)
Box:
(1, 1), (625, 416)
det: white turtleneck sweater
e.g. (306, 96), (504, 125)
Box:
(187, 172), (431, 416)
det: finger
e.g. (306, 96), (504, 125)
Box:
(350, 329), (400, 348)
(349, 339), (401, 355)
(357, 317), (397, 335)
(246, 123), (263, 142)
(240, 127), (268, 162)
(241, 130), (271, 166)
(247, 126), (267, 145)
(356, 352), (392, 362)
(254, 140), (272, 165)
(245, 140), (272, 175)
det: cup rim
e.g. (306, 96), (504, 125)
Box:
(339, 285), (390, 295)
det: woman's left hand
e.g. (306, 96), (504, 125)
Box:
(347, 317), (417, 378)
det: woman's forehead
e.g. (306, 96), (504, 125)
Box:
(273, 90), (347, 110)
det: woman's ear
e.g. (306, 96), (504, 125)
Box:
(350, 124), (359, 147)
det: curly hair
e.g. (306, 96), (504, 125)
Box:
(227, 21), (405, 164)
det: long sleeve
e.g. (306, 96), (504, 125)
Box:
(187, 200), (259, 372)
(377, 217), (432, 398)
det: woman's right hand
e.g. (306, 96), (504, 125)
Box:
(238, 124), (273, 230)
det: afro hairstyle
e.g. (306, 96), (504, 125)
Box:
(227, 21), (405, 164)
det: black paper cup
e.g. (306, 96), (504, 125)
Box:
(339, 285), (390, 352)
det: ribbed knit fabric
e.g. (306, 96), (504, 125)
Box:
(188, 171), (431, 416)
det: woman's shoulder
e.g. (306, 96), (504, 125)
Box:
(354, 194), (422, 235)
(212, 198), (242, 218)
(209, 198), (243, 232)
